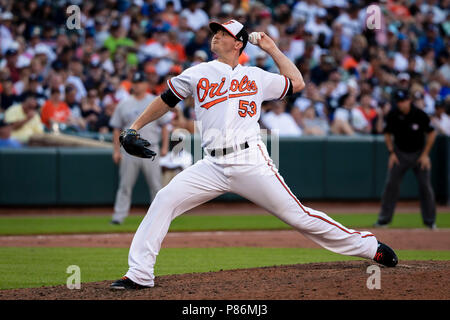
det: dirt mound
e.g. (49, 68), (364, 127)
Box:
(1, 261), (448, 300)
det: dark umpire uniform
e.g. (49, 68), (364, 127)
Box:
(376, 89), (437, 229)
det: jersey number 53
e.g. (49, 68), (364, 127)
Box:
(238, 100), (257, 118)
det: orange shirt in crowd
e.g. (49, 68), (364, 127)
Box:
(387, 0), (411, 18)
(121, 80), (132, 92)
(238, 51), (250, 65)
(41, 100), (72, 128)
(342, 56), (359, 70)
(358, 106), (377, 128)
(166, 42), (187, 63)
(161, 13), (179, 27)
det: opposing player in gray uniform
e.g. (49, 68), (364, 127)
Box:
(109, 71), (171, 224)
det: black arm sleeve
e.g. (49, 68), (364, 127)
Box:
(161, 89), (182, 108)
(286, 78), (293, 97)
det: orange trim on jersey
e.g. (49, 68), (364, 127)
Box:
(229, 91), (258, 98)
(168, 79), (185, 100)
(200, 96), (228, 109)
(278, 76), (289, 100)
(256, 144), (375, 239)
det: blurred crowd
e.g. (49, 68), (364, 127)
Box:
(0, 0), (449, 148)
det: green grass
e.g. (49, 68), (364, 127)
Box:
(0, 213), (449, 235)
(1, 247), (449, 290)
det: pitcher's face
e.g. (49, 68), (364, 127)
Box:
(211, 29), (241, 56)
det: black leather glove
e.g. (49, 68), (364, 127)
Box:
(119, 129), (157, 160)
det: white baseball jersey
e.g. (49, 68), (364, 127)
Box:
(167, 60), (290, 150)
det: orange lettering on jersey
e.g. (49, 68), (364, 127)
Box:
(196, 76), (258, 109)
(238, 76), (248, 91)
(229, 76), (258, 97)
(197, 78), (209, 102)
(197, 77), (228, 102)
(201, 96), (228, 109)
(209, 77), (228, 98)
(229, 91), (258, 98)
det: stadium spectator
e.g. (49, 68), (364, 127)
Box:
(103, 20), (135, 57)
(180, 1), (209, 32)
(305, 8), (332, 45)
(40, 88), (74, 130)
(300, 105), (329, 136)
(431, 99), (450, 136)
(160, 1), (180, 27)
(21, 74), (46, 107)
(3, 47), (20, 83)
(294, 83), (326, 117)
(0, 0), (447, 144)
(424, 81), (442, 115)
(357, 93), (381, 134)
(310, 54), (338, 86)
(175, 16), (195, 46)
(184, 26), (211, 60)
(331, 93), (370, 135)
(0, 77), (20, 111)
(320, 68), (348, 115)
(0, 117), (21, 148)
(3, 92), (43, 144)
(0, 12), (14, 56)
(64, 85), (86, 131)
(81, 88), (102, 131)
(418, 23), (444, 56)
(262, 100), (302, 137)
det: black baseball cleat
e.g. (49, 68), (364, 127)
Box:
(373, 241), (398, 267)
(110, 276), (151, 290)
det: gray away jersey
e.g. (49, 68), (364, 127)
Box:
(109, 93), (172, 143)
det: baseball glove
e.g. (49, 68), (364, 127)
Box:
(119, 129), (157, 160)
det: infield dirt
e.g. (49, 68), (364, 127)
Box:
(0, 261), (448, 300)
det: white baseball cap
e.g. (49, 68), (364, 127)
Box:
(194, 50), (208, 61)
(398, 72), (410, 81)
(1, 12), (13, 20)
(209, 19), (248, 46)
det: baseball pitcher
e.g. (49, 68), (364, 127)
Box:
(111, 20), (398, 290)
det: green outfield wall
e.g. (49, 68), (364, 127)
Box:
(0, 135), (448, 206)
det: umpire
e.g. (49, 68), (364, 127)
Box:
(110, 71), (171, 224)
(375, 89), (437, 229)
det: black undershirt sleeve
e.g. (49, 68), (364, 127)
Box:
(286, 78), (293, 97)
(161, 89), (182, 108)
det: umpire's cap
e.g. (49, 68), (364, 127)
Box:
(209, 19), (248, 54)
(394, 89), (411, 102)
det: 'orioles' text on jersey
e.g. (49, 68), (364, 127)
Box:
(167, 60), (290, 150)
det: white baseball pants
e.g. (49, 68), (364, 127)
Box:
(125, 143), (378, 287)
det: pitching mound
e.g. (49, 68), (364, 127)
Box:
(1, 260), (448, 300)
